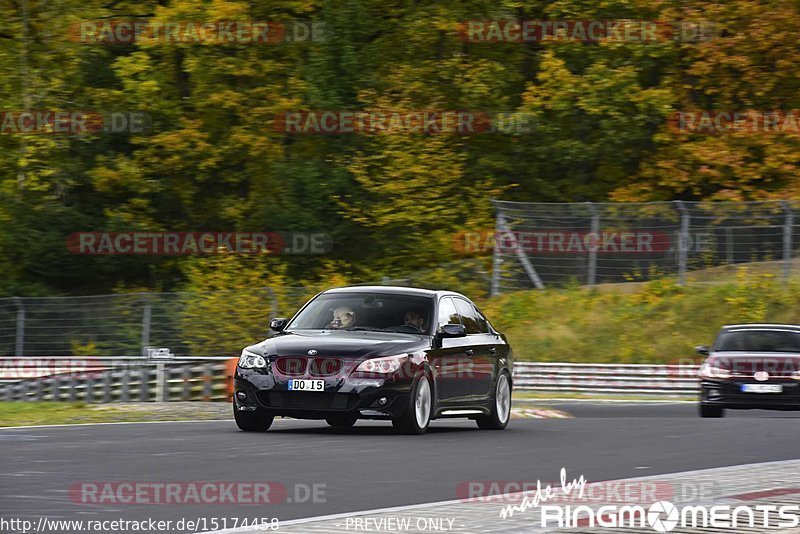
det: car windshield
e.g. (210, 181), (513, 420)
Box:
(715, 330), (800, 352)
(287, 292), (434, 335)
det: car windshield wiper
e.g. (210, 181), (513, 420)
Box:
(346, 326), (386, 332)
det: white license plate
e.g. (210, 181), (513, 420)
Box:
(742, 384), (783, 393)
(288, 379), (325, 392)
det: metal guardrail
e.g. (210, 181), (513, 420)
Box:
(0, 358), (233, 402)
(513, 362), (700, 396)
(0, 359), (701, 402)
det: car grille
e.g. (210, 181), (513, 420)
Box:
(310, 358), (342, 376)
(275, 357), (308, 376)
(274, 356), (344, 377)
(257, 391), (358, 411)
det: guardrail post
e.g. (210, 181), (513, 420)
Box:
(13, 297), (24, 357)
(181, 366), (190, 400)
(586, 202), (599, 287)
(139, 367), (149, 402)
(202, 363), (212, 400)
(155, 363), (166, 402)
(675, 201), (690, 285)
(68, 375), (76, 401)
(103, 371), (112, 403)
(51, 375), (59, 401)
(120, 366), (129, 402)
(782, 201), (794, 283)
(35, 378), (44, 401)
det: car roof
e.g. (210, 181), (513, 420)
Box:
(322, 285), (467, 300)
(722, 324), (800, 332)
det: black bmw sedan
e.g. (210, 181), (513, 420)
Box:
(233, 286), (513, 434)
(698, 324), (800, 417)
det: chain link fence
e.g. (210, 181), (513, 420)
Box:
(491, 200), (800, 294)
(0, 288), (313, 358)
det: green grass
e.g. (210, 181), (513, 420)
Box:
(0, 402), (228, 427)
(482, 264), (800, 364)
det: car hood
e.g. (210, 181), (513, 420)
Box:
(245, 330), (431, 360)
(709, 351), (800, 375)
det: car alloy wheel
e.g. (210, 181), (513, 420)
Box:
(393, 374), (432, 435)
(415, 376), (432, 428)
(476, 371), (511, 430)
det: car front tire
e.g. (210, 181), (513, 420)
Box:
(393, 374), (432, 435)
(233, 401), (274, 431)
(699, 404), (724, 418)
(477, 372), (511, 430)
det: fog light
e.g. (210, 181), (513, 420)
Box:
(236, 391), (247, 401)
(378, 397), (388, 406)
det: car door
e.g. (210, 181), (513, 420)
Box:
(453, 298), (496, 401)
(428, 297), (473, 404)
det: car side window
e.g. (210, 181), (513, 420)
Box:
(437, 297), (461, 331)
(454, 298), (481, 335)
(472, 305), (491, 334)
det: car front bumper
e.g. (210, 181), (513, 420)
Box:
(234, 368), (413, 420)
(700, 379), (800, 410)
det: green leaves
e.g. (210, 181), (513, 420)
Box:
(1, 0), (799, 296)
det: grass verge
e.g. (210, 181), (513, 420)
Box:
(482, 264), (800, 364)
(0, 402), (230, 427)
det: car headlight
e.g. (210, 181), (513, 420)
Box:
(792, 371), (800, 381)
(699, 362), (731, 380)
(355, 355), (407, 375)
(239, 349), (268, 369)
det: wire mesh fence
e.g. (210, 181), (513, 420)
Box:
(0, 288), (314, 358)
(491, 200), (800, 294)
(0, 263), (495, 360)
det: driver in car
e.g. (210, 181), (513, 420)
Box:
(403, 310), (425, 331)
(329, 306), (356, 329)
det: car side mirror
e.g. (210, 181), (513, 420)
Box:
(440, 323), (466, 338)
(270, 318), (288, 332)
(695, 345), (710, 356)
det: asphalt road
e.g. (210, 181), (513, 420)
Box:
(2, 403), (799, 532)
